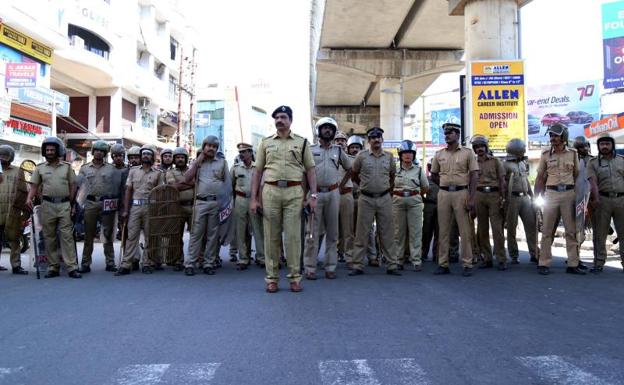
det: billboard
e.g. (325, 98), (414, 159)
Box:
(584, 113), (624, 138)
(469, 60), (526, 151)
(526, 81), (600, 145)
(5, 62), (37, 87)
(430, 107), (460, 146)
(602, 1), (624, 89)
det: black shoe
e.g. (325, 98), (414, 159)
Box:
(590, 266), (603, 273)
(68, 270), (82, 279)
(530, 256), (538, 264)
(141, 266), (153, 274)
(348, 269), (364, 276)
(462, 267), (473, 277)
(185, 267), (195, 276)
(79, 266), (91, 273)
(397, 264), (404, 271)
(154, 264), (164, 271)
(497, 262), (507, 271)
(229, 256), (238, 262)
(367, 260), (380, 267)
(386, 269), (401, 276)
(203, 267), (215, 275)
(132, 261), (140, 271)
(577, 262), (589, 271)
(173, 264), (183, 272)
(511, 258), (520, 265)
(566, 266), (587, 275)
(44, 270), (60, 278)
(479, 261), (493, 269)
(115, 268), (131, 276)
(538, 266), (550, 275)
(12, 267), (28, 275)
(0, 265), (8, 271)
(433, 266), (450, 275)
(105, 265), (118, 272)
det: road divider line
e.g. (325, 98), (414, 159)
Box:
(517, 355), (612, 385)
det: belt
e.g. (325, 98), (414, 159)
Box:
(132, 199), (149, 206)
(235, 191), (251, 198)
(393, 189), (420, 197)
(86, 195), (118, 202)
(599, 191), (624, 198)
(180, 200), (194, 206)
(546, 184), (574, 192)
(439, 185), (467, 192)
(42, 196), (70, 203)
(360, 189), (390, 198)
(341, 187), (353, 195)
(196, 195), (217, 201)
(266, 180), (302, 188)
(318, 184), (338, 193)
(511, 191), (528, 197)
(477, 186), (499, 193)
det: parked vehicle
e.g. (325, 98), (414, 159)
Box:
(528, 114), (541, 134)
(541, 113), (570, 127)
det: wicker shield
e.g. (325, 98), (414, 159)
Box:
(147, 185), (182, 264)
(4, 164), (30, 242)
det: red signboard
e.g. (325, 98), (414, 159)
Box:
(584, 113), (624, 137)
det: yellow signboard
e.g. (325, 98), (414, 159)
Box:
(0, 24), (53, 64)
(470, 60), (525, 151)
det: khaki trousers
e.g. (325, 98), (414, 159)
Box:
(475, 191), (506, 263)
(235, 196), (264, 264)
(186, 200), (220, 268)
(121, 205), (151, 269)
(506, 194), (537, 259)
(352, 194), (398, 271)
(262, 184), (304, 284)
(393, 195), (424, 266)
(437, 189), (473, 268)
(539, 189), (578, 267)
(304, 189), (340, 273)
(593, 195), (624, 267)
(81, 201), (116, 267)
(41, 201), (78, 273)
(338, 192), (354, 260)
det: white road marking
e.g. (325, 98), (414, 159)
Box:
(319, 358), (429, 385)
(160, 363), (221, 384)
(110, 364), (170, 385)
(518, 355), (613, 385)
(374, 358), (430, 385)
(0, 367), (23, 380)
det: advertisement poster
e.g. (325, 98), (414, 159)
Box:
(5, 62), (37, 87)
(430, 107), (460, 146)
(469, 60), (526, 151)
(526, 80), (600, 146)
(584, 113), (624, 139)
(0, 117), (51, 147)
(602, 1), (624, 89)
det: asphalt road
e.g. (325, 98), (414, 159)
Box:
(0, 242), (623, 385)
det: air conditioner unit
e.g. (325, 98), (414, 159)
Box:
(70, 35), (84, 49)
(139, 97), (150, 109)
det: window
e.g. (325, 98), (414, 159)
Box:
(154, 59), (165, 80)
(68, 24), (110, 60)
(170, 37), (179, 61)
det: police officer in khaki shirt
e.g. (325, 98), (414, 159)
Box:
(333, 131), (353, 263)
(587, 133), (624, 273)
(471, 135), (507, 270)
(430, 123), (479, 277)
(349, 126), (401, 276)
(78, 141), (120, 273)
(231, 142), (265, 269)
(116, 144), (164, 275)
(182, 136), (229, 276)
(303, 117), (351, 280)
(26, 137), (81, 278)
(250, 105), (317, 293)
(534, 123), (584, 275)
(166, 147), (193, 271)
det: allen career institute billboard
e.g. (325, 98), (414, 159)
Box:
(469, 60), (526, 151)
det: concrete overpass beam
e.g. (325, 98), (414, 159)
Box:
(314, 106), (381, 135)
(379, 77), (404, 139)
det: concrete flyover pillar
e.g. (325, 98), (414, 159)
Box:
(379, 77), (403, 140)
(464, 0), (518, 60)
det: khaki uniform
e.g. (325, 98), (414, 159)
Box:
(256, 131), (314, 284)
(475, 155), (506, 263)
(431, 146), (479, 268)
(165, 167), (194, 265)
(303, 144), (351, 274)
(393, 163), (428, 266)
(120, 166), (163, 269)
(350, 175), (378, 263)
(537, 147), (579, 267)
(30, 161), (79, 273)
(232, 161), (265, 265)
(504, 159), (537, 260)
(79, 161), (119, 268)
(0, 165), (27, 268)
(421, 175), (439, 260)
(588, 154), (624, 267)
(351, 149), (399, 271)
(186, 157), (228, 269)
(338, 155), (355, 261)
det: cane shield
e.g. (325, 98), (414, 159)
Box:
(148, 185), (182, 264)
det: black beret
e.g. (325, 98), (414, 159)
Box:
(272, 105), (293, 120)
(366, 127), (384, 137)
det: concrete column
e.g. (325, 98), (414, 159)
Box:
(88, 95), (97, 132)
(379, 77), (403, 139)
(464, 0), (518, 60)
(108, 88), (122, 137)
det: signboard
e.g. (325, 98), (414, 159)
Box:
(469, 60), (526, 151)
(0, 117), (51, 147)
(602, 1), (624, 89)
(430, 107), (461, 146)
(584, 113), (624, 138)
(5, 62), (37, 87)
(7, 86), (70, 116)
(0, 90), (11, 121)
(0, 24), (53, 64)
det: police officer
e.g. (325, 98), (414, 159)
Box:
(572, 135), (594, 269)
(159, 148), (174, 171)
(573, 136), (593, 165)
(349, 127), (401, 276)
(167, 147), (193, 271)
(393, 140), (428, 271)
(183, 136), (228, 276)
(334, 131), (352, 263)
(116, 144), (164, 275)
(231, 142), (265, 270)
(250, 105), (317, 293)
(303, 117), (351, 280)
(78, 141), (120, 273)
(421, 161), (439, 262)
(503, 138), (537, 264)
(110, 144), (130, 243)
(0, 144), (28, 275)
(430, 123), (479, 277)
(534, 123), (584, 275)
(127, 146), (141, 167)
(587, 133), (624, 273)
(26, 137), (81, 278)
(471, 135), (507, 270)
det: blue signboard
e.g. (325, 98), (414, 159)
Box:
(602, 1), (624, 89)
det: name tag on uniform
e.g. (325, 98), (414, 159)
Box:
(103, 198), (119, 212)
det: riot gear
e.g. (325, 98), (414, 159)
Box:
(41, 137), (66, 158)
(397, 140), (417, 156)
(505, 138), (526, 158)
(202, 135), (220, 149)
(347, 135), (364, 149)
(334, 131), (348, 141)
(0, 144), (15, 163)
(470, 135), (489, 148)
(140, 144), (157, 157)
(315, 117), (338, 140)
(110, 143), (126, 156)
(572, 136), (590, 150)
(127, 146), (141, 157)
(91, 140), (110, 154)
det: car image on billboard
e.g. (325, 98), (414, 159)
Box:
(566, 111), (594, 124)
(541, 112), (571, 127)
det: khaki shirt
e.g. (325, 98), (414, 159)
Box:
(588, 155), (624, 193)
(310, 144), (352, 187)
(504, 160), (530, 193)
(196, 157), (228, 196)
(166, 167), (194, 202)
(339, 154), (354, 189)
(352, 149), (395, 193)
(431, 146), (479, 187)
(0, 166), (27, 225)
(79, 162), (117, 197)
(537, 147), (578, 186)
(395, 163), (429, 192)
(31, 161), (75, 197)
(232, 162), (255, 196)
(477, 155), (504, 187)
(126, 166), (163, 200)
(255, 131), (315, 182)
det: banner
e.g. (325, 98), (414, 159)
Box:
(5, 62), (37, 88)
(0, 117), (51, 147)
(7, 86), (70, 116)
(0, 24), (53, 65)
(526, 81), (600, 145)
(430, 107), (460, 146)
(602, 1), (624, 89)
(584, 113), (624, 138)
(469, 60), (526, 151)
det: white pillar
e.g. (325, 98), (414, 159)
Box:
(109, 88), (122, 137)
(464, 0), (518, 60)
(379, 77), (403, 140)
(88, 95), (97, 132)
